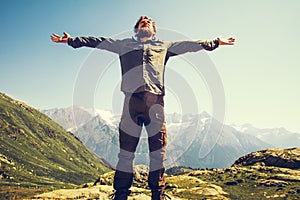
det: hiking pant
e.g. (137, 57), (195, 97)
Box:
(113, 92), (167, 192)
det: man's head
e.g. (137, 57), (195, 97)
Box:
(134, 16), (156, 40)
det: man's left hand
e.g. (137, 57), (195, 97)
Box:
(218, 37), (235, 45)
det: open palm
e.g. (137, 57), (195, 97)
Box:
(218, 37), (235, 45)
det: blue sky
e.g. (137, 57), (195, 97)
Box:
(1, 0), (300, 133)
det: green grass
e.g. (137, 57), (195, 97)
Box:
(182, 166), (300, 199)
(0, 186), (48, 199)
(0, 92), (110, 197)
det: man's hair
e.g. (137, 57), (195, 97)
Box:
(134, 16), (157, 33)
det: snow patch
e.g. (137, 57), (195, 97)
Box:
(232, 124), (249, 132)
(256, 135), (262, 139)
(95, 109), (117, 127)
(201, 117), (210, 124)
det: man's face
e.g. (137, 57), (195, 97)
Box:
(136, 17), (156, 39)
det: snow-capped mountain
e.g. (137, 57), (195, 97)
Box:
(42, 107), (275, 169)
(164, 113), (271, 168)
(232, 123), (300, 148)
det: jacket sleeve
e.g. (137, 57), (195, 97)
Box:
(168, 39), (219, 56)
(67, 37), (121, 54)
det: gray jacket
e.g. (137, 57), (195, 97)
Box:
(68, 36), (219, 95)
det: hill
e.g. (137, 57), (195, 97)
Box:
(0, 93), (109, 199)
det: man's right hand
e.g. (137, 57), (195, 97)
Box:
(51, 32), (70, 43)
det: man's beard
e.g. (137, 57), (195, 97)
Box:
(136, 28), (154, 39)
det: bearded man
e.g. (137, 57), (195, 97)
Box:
(51, 16), (235, 200)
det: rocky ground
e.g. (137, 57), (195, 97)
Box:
(31, 185), (154, 200)
(31, 180), (227, 200)
(20, 148), (300, 199)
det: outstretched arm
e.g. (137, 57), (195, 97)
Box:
(50, 32), (121, 53)
(51, 32), (70, 43)
(168, 36), (235, 56)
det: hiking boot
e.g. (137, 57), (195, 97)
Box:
(109, 189), (131, 200)
(151, 190), (171, 200)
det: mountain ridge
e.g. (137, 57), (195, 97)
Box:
(42, 106), (274, 169)
(232, 123), (300, 148)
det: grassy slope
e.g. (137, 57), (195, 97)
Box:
(78, 162), (300, 199)
(165, 153), (300, 199)
(177, 166), (300, 199)
(0, 93), (110, 198)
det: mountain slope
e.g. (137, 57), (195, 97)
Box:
(0, 93), (109, 198)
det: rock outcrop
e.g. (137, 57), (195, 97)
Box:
(233, 148), (300, 169)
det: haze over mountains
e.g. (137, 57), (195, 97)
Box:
(42, 106), (300, 169)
